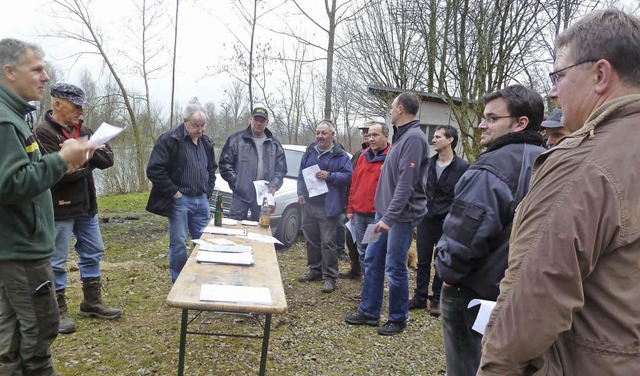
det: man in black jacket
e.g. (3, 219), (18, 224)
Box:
(435, 85), (546, 376)
(146, 104), (217, 283)
(219, 107), (287, 221)
(35, 82), (120, 334)
(409, 125), (469, 317)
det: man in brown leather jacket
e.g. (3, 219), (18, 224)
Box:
(480, 9), (640, 375)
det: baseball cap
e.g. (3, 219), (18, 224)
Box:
(50, 82), (90, 107)
(252, 107), (269, 120)
(541, 108), (562, 128)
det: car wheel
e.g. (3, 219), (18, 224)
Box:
(274, 206), (301, 248)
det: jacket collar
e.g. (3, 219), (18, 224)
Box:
(392, 120), (420, 143)
(0, 82), (37, 117)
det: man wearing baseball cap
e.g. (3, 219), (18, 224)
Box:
(219, 106), (287, 221)
(540, 108), (570, 148)
(35, 82), (121, 334)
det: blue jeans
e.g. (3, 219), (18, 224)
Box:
(354, 212), (376, 273)
(441, 284), (483, 376)
(52, 214), (105, 292)
(0, 258), (58, 375)
(359, 215), (420, 323)
(169, 194), (210, 283)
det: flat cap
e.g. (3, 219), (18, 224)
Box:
(541, 108), (562, 128)
(50, 82), (90, 107)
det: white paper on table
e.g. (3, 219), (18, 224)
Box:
(203, 227), (247, 236)
(200, 284), (272, 305)
(90, 122), (127, 148)
(193, 238), (237, 246)
(345, 219), (357, 242)
(362, 224), (381, 244)
(245, 231), (283, 245)
(196, 250), (254, 265)
(467, 299), (497, 335)
(302, 164), (328, 198)
(198, 243), (252, 253)
(241, 220), (259, 227)
(221, 218), (237, 226)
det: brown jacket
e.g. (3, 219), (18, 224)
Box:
(479, 95), (640, 375)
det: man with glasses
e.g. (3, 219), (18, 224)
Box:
(480, 9), (640, 375)
(219, 107), (286, 221)
(435, 85), (546, 376)
(146, 104), (217, 283)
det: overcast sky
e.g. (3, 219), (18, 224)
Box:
(2, 0), (323, 111)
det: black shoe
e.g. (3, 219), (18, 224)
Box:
(298, 272), (322, 282)
(345, 311), (380, 326)
(429, 300), (441, 317)
(377, 320), (406, 336)
(321, 280), (336, 293)
(338, 271), (362, 280)
(408, 296), (428, 310)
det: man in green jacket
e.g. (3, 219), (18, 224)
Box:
(0, 38), (92, 375)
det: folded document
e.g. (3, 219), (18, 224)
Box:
(199, 284), (272, 305)
(196, 250), (254, 265)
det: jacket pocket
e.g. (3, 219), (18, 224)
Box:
(31, 201), (42, 237)
(447, 200), (485, 247)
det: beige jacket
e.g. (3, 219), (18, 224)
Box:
(479, 95), (640, 375)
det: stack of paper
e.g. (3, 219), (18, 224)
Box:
(198, 243), (252, 253)
(196, 250), (254, 265)
(199, 284), (272, 305)
(202, 227), (248, 236)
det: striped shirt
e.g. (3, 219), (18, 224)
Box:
(178, 128), (209, 196)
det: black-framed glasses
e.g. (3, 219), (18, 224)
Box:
(480, 115), (518, 124)
(549, 60), (597, 85)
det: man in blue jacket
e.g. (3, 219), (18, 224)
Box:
(219, 107), (287, 221)
(345, 91), (429, 336)
(435, 85), (546, 376)
(297, 120), (352, 293)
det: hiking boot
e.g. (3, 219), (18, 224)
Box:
(321, 280), (336, 293)
(56, 289), (76, 334)
(298, 271), (322, 282)
(345, 311), (380, 326)
(377, 320), (406, 336)
(338, 270), (362, 280)
(429, 300), (441, 317)
(78, 277), (122, 320)
(408, 296), (428, 310)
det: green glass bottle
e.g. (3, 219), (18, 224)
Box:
(214, 194), (223, 226)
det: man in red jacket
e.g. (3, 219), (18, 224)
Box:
(344, 121), (390, 277)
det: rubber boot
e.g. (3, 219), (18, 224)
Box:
(78, 277), (122, 319)
(56, 289), (76, 334)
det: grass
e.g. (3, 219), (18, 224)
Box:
(51, 192), (446, 375)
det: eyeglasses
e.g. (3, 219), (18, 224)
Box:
(549, 60), (597, 85)
(480, 115), (518, 124)
(187, 122), (206, 129)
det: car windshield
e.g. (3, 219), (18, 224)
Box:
(284, 149), (303, 179)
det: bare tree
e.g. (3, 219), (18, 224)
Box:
(50, 0), (149, 191)
(169, 0), (180, 128)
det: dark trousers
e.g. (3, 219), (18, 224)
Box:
(301, 203), (339, 281)
(415, 216), (445, 302)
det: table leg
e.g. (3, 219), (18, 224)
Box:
(178, 309), (188, 376)
(258, 314), (272, 376)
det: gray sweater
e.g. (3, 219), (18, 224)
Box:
(375, 120), (429, 224)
